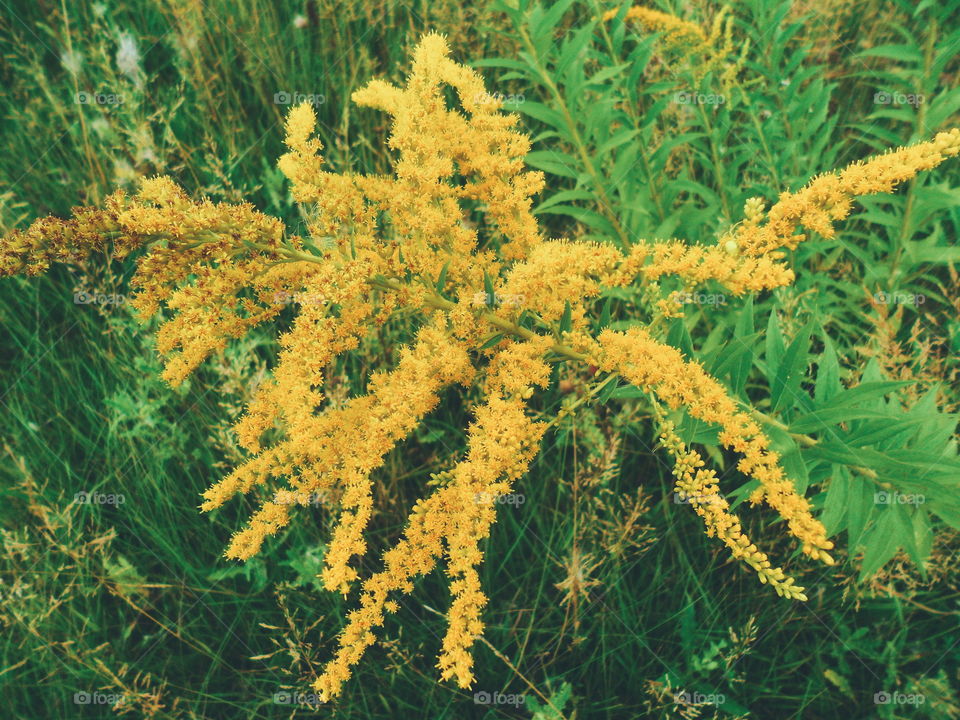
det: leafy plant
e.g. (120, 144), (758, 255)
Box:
(2, 29), (959, 705)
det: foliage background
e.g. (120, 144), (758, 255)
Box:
(0, 0), (958, 718)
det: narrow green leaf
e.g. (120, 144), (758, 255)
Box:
(858, 510), (903, 581)
(559, 300), (572, 334)
(815, 334), (841, 403)
(478, 333), (504, 350)
(771, 322), (813, 412)
(435, 261), (450, 294)
(599, 296), (612, 329)
(765, 312), (785, 377)
(596, 375), (620, 404)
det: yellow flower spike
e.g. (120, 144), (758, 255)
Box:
(590, 327), (833, 562)
(313, 386), (546, 701)
(734, 128), (960, 256)
(603, 6), (707, 51)
(605, 5), (746, 86)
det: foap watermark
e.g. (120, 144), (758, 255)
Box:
(273, 691), (323, 706)
(873, 91), (924, 107)
(873, 291), (925, 306)
(874, 691), (925, 706)
(673, 91), (725, 106)
(75, 91), (125, 105)
(874, 491), (924, 506)
(475, 492), (525, 506)
(674, 691), (726, 706)
(274, 91), (326, 106)
(473, 691), (525, 707)
(271, 290), (328, 306)
(74, 291), (127, 305)
(74, 490), (126, 506)
(672, 291), (727, 306)
(470, 291), (525, 308)
(474, 91), (526, 105)
(74, 691), (125, 706)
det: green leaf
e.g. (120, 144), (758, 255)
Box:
(610, 384), (646, 399)
(667, 318), (694, 358)
(536, 205), (619, 239)
(709, 332), (763, 380)
(535, 0), (577, 39)
(559, 300), (572, 334)
(770, 322), (813, 412)
(855, 43), (923, 64)
(910, 510), (934, 568)
(765, 312), (785, 377)
(731, 296), (755, 395)
(513, 101), (567, 133)
(478, 333), (504, 350)
(435, 261), (450, 295)
(815, 334), (841, 403)
(782, 448), (809, 494)
(598, 296), (612, 329)
(557, 22), (596, 78)
(799, 381), (910, 419)
(858, 509), (903, 581)
(525, 150), (581, 178)
(846, 478), (874, 550)
(535, 189), (597, 213)
(820, 467), (850, 535)
(596, 374), (620, 404)
(789, 408), (897, 434)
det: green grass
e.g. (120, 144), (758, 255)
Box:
(2, 0), (960, 718)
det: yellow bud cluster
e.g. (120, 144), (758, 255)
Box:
(655, 405), (807, 600)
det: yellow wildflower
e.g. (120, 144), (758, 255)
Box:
(2, 32), (957, 702)
(732, 128), (960, 256)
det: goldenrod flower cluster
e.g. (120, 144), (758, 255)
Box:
(2, 33), (958, 701)
(604, 5), (748, 87)
(653, 403), (808, 600)
(602, 5), (707, 51)
(729, 128), (960, 256)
